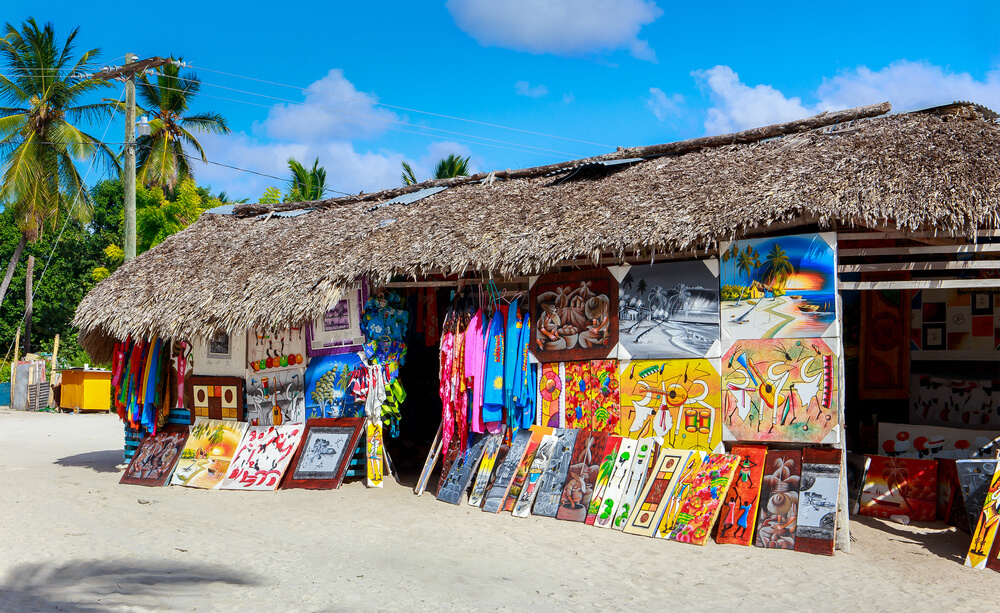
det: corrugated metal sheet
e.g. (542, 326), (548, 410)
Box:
(368, 186), (447, 212)
(204, 204), (315, 219)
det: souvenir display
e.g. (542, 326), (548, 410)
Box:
(622, 448), (694, 537)
(556, 430), (609, 521)
(247, 326), (306, 374)
(186, 375), (245, 421)
(794, 448), (842, 556)
(219, 424), (304, 491)
(304, 353), (364, 419)
(716, 445), (768, 545)
(858, 456), (937, 521)
(659, 453), (739, 546)
(170, 419), (248, 489)
(306, 285), (367, 357)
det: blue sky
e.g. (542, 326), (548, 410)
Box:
(14, 0), (1000, 200)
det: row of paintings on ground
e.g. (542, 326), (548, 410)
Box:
(435, 426), (843, 555)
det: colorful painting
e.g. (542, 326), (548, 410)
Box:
(716, 445), (768, 545)
(754, 450), (801, 549)
(218, 424), (304, 490)
(722, 338), (840, 443)
(282, 418), (364, 489)
(537, 362), (565, 428)
(858, 289), (910, 399)
(185, 375), (244, 421)
(911, 289), (1000, 360)
(655, 452), (704, 538)
(556, 430), (609, 521)
(504, 429), (549, 512)
(794, 448), (841, 556)
(247, 326), (306, 374)
(586, 436), (623, 525)
(306, 285), (368, 357)
(246, 368), (305, 426)
(483, 429), (533, 513)
(623, 448), (694, 537)
(513, 434), (558, 517)
(169, 418), (248, 489)
(594, 438), (638, 528)
(529, 268), (618, 363)
(532, 428), (581, 517)
(366, 420), (385, 488)
(965, 466), (1000, 569)
(437, 435), (487, 504)
(660, 453), (739, 545)
(120, 425), (189, 487)
(305, 353), (363, 420)
(909, 366), (1000, 429)
(720, 232), (838, 340)
(878, 422), (999, 460)
(610, 438), (658, 530)
(468, 432), (504, 507)
(858, 455), (937, 521)
(563, 360), (620, 432)
(618, 359), (722, 451)
(958, 459), (1000, 534)
(191, 331), (247, 378)
(618, 259), (721, 360)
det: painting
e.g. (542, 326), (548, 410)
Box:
(858, 289), (910, 399)
(716, 445), (768, 545)
(618, 259), (721, 360)
(532, 428), (581, 517)
(512, 434), (558, 517)
(618, 359), (722, 451)
(555, 430), (609, 521)
(169, 418), (248, 489)
(191, 331), (247, 378)
(185, 375), (244, 421)
(120, 425), (189, 487)
(965, 466), (1000, 569)
(281, 418), (363, 489)
(858, 456), (937, 521)
(720, 232), (838, 340)
(563, 361), (620, 432)
(911, 289), (1000, 360)
(505, 428), (553, 512)
(908, 363), (1000, 429)
(437, 435), (488, 505)
(246, 368), (306, 426)
(585, 436), (623, 525)
(305, 353), (363, 420)
(722, 338), (840, 444)
(846, 453), (871, 515)
(594, 438), (638, 528)
(878, 422), (999, 460)
(958, 459), (1000, 534)
(754, 450), (801, 549)
(660, 453), (739, 545)
(529, 268), (618, 363)
(794, 448), (841, 556)
(247, 326), (306, 374)
(306, 285), (368, 357)
(468, 432), (504, 507)
(622, 448), (694, 538)
(366, 420), (385, 488)
(218, 424), (304, 490)
(610, 438), (658, 530)
(537, 363), (565, 428)
(483, 429), (533, 513)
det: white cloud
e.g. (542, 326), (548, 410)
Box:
(646, 87), (684, 121)
(563, 92), (576, 104)
(693, 66), (810, 134)
(447, 0), (662, 61)
(515, 81), (549, 98)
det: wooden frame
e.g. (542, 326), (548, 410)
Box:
(306, 285), (368, 357)
(282, 418), (365, 489)
(119, 424), (189, 487)
(184, 375), (245, 423)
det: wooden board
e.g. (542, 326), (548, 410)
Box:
(622, 448), (694, 537)
(610, 438), (657, 530)
(219, 424), (304, 490)
(965, 463), (1000, 569)
(957, 459), (999, 533)
(483, 429), (533, 513)
(504, 433), (544, 512)
(414, 422), (443, 496)
(531, 428), (581, 518)
(119, 425), (189, 487)
(585, 436), (623, 525)
(529, 268), (618, 363)
(281, 418), (363, 490)
(716, 445), (768, 545)
(468, 432), (504, 507)
(656, 452), (705, 538)
(660, 453), (739, 545)
(794, 448), (842, 556)
(365, 420), (384, 488)
(437, 435), (488, 505)
(754, 449), (802, 549)
(513, 434), (558, 517)
(594, 438), (639, 528)
(556, 430), (609, 521)
(858, 455), (937, 521)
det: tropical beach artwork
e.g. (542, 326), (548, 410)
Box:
(719, 232), (838, 340)
(305, 353), (363, 419)
(169, 419), (248, 489)
(618, 259), (721, 360)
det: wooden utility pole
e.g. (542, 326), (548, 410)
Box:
(24, 255), (33, 353)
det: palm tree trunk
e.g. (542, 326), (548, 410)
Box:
(0, 234), (27, 311)
(24, 255), (34, 353)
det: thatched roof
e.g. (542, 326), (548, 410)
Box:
(74, 102), (1000, 360)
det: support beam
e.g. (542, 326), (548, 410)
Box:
(840, 244), (1000, 257)
(839, 278), (1000, 290)
(839, 260), (1000, 273)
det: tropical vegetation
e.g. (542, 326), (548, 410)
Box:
(286, 157), (327, 201)
(400, 153), (472, 185)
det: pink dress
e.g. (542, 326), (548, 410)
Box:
(438, 331), (455, 452)
(464, 309), (486, 434)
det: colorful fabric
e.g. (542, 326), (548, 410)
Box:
(482, 310), (505, 427)
(439, 330), (456, 452)
(464, 309), (486, 434)
(361, 293), (409, 372)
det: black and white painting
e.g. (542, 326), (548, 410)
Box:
(957, 459), (999, 530)
(617, 259), (721, 360)
(532, 428), (581, 517)
(436, 436), (487, 505)
(292, 428), (352, 479)
(795, 462), (841, 541)
(482, 429), (533, 513)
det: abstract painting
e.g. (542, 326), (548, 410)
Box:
(513, 434), (558, 517)
(610, 438), (658, 530)
(660, 452), (739, 546)
(247, 326), (307, 374)
(305, 353), (363, 420)
(754, 450), (801, 549)
(483, 429), (533, 513)
(858, 455), (937, 522)
(878, 422), (999, 460)
(965, 466), (1000, 569)
(556, 430), (609, 521)
(218, 424), (304, 491)
(532, 428), (581, 517)
(722, 338), (840, 443)
(622, 448), (694, 538)
(911, 289), (1000, 360)
(720, 232), (838, 340)
(537, 363), (565, 428)
(437, 435), (487, 505)
(618, 359), (722, 451)
(958, 459), (999, 534)
(618, 259), (721, 360)
(120, 425), (189, 487)
(468, 432), (504, 507)
(716, 445), (768, 545)
(306, 285), (368, 357)
(563, 361), (620, 432)
(169, 418), (247, 489)
(585, 436), (623, 525)
(245, 368), (306, 426)
(504, 429), (550, 512)
(794, 448), (841, 556)
(366, 420), (385, 488)
(185, 376), (244, 421)
(529, 268), (618, 363)
(594, 438), (638, 528)
(282, 418), (364, 489)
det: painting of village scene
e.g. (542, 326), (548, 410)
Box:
(530, 269), (618, 363)
(720, 232), (838, 340)
(618, 259), (720, 360)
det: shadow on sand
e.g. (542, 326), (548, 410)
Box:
(852, 515), (972, 564)
(0, 559), (259, 612)
(55, 450), (125, 474)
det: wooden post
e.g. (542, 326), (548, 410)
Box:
(10, 326), (19, 403)
(50, 333), (59, 375)
(123, 52), (137, 261)
(24, 255), (33, 353)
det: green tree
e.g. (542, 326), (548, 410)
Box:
(136, 179), (217, 253)
(761, 244), (794, 299)
(734, 245), (761, 306)
(0, 18), (118, 307)
(286, 157), (326, 201)
(258, 186), (282, 205)
(399, 154), (472, 186)
(401, 161), (419, 186)
(132, 58), (230, 188)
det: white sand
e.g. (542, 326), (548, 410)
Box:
(1, 410), (997, 612)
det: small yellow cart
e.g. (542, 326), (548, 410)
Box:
(59, 368), (112, 413)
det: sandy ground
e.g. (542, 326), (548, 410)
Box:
(1, 411), (999, 612)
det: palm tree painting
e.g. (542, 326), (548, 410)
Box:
(734, 245), (761, 306)
(761, 244), (794, 299)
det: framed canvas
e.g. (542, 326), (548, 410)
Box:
(282, 418), (365, 489)
(247, 326), (307, 375)
(185, 375), (245, 422)
(170, 418), (248, 489)
(878, 422), (999, 460)
(246, 368), (306, 426)
(529, 268), (618, 363)
(191, 331), (247, 377)
(306, 285), (368, 357)
(120, 425), (189, 487)
(305, 353), (364, 419)
(858, 455), (937, 521)
(218, 424), (304, 491)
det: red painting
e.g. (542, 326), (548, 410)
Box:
(556, 430), (609, 521)
(530, 268), (618, 363)
(716, 445), (768, 546)
(859, 455), (937, 522)
(564, 360), (620, 432)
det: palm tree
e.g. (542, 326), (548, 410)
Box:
(0, 18), (117, 306)
(761, 244), (794, 299)
(399, 154), (472, 186)
(286, 157), (326, 201)
(132, 58), (230, 188)
(720, 242), (739, 285)
(401, 161), (419, 186)
(734, 245), (761, 306)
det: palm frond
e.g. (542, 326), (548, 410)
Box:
(179, 112), (230, 135)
